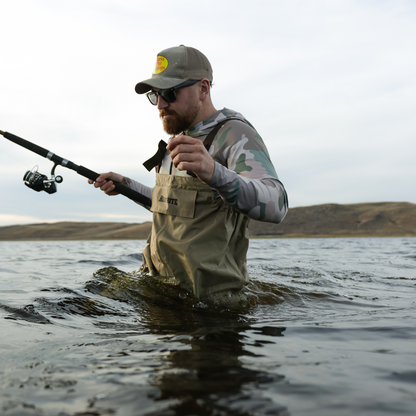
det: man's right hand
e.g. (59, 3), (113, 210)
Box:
(88, 172), (125, 196)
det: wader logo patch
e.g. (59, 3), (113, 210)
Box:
(159, 195), (178, 205)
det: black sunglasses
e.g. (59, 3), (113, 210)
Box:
(146, 80), (200, 106)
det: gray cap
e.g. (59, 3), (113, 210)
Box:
(135, 45), (213, 94)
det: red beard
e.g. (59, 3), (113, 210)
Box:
(159, 107), (199, 135)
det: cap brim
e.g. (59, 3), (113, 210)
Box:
(135, 77), (187, 94)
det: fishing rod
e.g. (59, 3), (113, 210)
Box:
(0, 129), (151, 206)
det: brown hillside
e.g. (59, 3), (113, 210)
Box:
(249, 202), (416, 237)
(0, 202), (415, 241)
(0, 221), (152, 241)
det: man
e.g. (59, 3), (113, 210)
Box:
(91, 45), (288, 299)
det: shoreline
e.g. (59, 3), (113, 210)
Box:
(1, 202), (415, 241)
(1, 235), (414, 242)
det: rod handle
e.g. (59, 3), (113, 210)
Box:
(76, 165), (151, 207)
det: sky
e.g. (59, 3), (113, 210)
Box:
(0, 0), (415, 226)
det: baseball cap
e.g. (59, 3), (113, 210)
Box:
(135, 45), (213, 94)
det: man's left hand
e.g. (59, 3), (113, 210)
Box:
(166, 135), (215, 182)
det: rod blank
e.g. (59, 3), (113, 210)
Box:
(1, 129), (152, 207)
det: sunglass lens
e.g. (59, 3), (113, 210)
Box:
(146, 88), (178, 105)
(161, 89), (176, 103)
(147, 92), (158, 105)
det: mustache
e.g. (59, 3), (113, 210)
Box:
(159, 109), (177, 118)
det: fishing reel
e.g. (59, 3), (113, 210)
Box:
(23, 164), (63, 194)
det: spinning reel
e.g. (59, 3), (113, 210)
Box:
(23, 164), (63, 194)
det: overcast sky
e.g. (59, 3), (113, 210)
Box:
(1, 0), (415, 226)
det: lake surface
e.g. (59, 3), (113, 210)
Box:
(1, 237), (415, 416)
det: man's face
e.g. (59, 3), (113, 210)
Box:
(157, 84), (200, 135)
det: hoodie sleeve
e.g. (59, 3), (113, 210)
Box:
(124, 177), (153, 211)
(206, 120), (288, 224)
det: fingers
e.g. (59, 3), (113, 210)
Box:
(166, 135), (201, 154)
(166, 135), (195, 149)
(99, 180), (117, 195)
(95, 172), (124, 183)
(172, 151), (204, 169)
(87, 172), (122, 196)
(167, 135), (205, 163)
(167, 135), (214, 182)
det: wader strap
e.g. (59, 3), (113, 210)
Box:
(143, 140), (168, 172)
(202, 119), (235, 149)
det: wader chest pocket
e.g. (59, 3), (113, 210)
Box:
(151, 187), (197, 218)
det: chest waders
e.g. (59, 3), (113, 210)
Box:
(141, 119), (250, 299)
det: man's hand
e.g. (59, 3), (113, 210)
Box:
(166, 135), (215, 182)
(88, 172), (125, 196)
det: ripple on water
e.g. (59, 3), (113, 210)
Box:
(1, 238), (416, 415)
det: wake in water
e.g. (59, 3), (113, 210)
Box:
(1, 255), (410, 332)
(1, 238), (415, 416)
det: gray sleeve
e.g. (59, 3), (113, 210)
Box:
(207, 163), (288, 223)
(124, 177), (153, 211)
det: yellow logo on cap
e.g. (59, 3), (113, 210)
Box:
(154, 56), (168, 74)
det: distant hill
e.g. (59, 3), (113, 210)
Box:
(0, 221), (153, 241)
(0, 202), (415, 241)
(249, 202), (416, 238)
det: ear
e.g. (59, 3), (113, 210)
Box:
(199, 79), (211, 101)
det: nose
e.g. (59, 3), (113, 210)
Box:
(157, 95), (169, 110)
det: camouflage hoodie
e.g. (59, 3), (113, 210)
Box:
(128, 108), (288, 224)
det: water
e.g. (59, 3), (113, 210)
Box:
(1, 238), (415, 416)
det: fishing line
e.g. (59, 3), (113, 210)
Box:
(0, 146), (31, 169)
